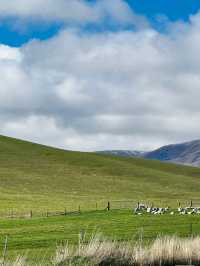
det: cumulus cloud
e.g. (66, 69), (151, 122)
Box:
(1, 13), (200, 151)
(0, 0), (148, 28)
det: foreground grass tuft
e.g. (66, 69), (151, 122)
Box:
(3, 235), (200, 265)
(52, 235), (200, 266)
(0, 256), (26, 266)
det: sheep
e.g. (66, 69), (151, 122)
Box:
(134, 207), (140, 213)
(180, 209), (187, 215)
(147, 207), (152, 213)
(138, 204), (146, 210)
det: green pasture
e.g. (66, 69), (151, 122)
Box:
(0, 135), (199, 213)
(0, 210), (199, 255)
(0, 135), (200, 263)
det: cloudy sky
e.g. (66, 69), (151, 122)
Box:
(0, 0), (200, 151)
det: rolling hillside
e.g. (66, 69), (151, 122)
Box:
(0, 135), (200, 212)
(98, 140), (200, 167)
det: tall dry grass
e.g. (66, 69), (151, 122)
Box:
(0, 255), (26, 266)
(53, 235), (200, 266)
(2, 235), (200, 265)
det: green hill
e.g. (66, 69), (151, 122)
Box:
(0, 135), (199, 212)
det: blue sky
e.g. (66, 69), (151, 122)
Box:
(0, 0), (200, 47)
(128, 0), (200, 21)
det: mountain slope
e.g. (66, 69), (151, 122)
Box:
(143, 140), (200, 167)
(98, 140), (200, 167)
(0, 135), (200, 212)
(97, 150), (145, 157)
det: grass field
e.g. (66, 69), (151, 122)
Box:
(0, 135), (200, 213)
(0, 210), (199, 262)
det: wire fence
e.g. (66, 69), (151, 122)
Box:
(0, 201), (199, 250)
(0, 199), (199, 219)
(109, 199), (200, 210)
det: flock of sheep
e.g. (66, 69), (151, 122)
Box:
(134, 204), (200, 215)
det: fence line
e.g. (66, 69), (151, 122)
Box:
(0, 199), (199, 219)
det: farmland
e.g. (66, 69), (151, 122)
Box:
(0, 135), (200, 213)
(1, 210), (200, 261)
(0, 135), (200, 263)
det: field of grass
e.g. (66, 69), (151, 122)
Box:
(0, 135), (200, 263)
(0, 210), (200, 254)
(0, 135), (200, 213)
(0, 209), (198, 265)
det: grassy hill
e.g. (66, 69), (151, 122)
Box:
(0, 135), (199, 212)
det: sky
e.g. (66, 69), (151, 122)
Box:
(0, 0), (200, 151)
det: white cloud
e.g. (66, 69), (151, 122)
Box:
(1, 13), (200, 151)
(0, 0), (148, 28)
(0, 45), (21, 61)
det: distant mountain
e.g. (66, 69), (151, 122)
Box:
(97, 150), (145, 158)
(97, 140), (200, 167)
(143, 140), (200, 167)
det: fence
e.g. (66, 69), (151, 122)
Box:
(0, 199), (199, 219)
(99, 199), (200, 211)
(0, 209), (81, 219)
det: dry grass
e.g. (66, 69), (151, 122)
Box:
(0, 256), (26, 266)
(52, 235), (200, 266)
(2, 235), (200, 265)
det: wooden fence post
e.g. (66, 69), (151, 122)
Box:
(107, 201), (110, 211)
(79, 230), (85, 242)
(30, 210), (33, 218)
(189, 223), (193, 236)
(2, 235), (8, 266)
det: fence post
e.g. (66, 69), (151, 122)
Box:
(46, 211), (49, 217)
(107, 201), (110, 211)
(79, 230), (85, 242)
(190, 200), (193, 208)
(2, 235), (8, 266)
(30, 210), (33, 218)
(189, 223), (193, 237)
(78, 205), (81, 213)
(64, 209), (67, 216)
(139, 227), (144, 246)
(78, 230), (85, 254)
